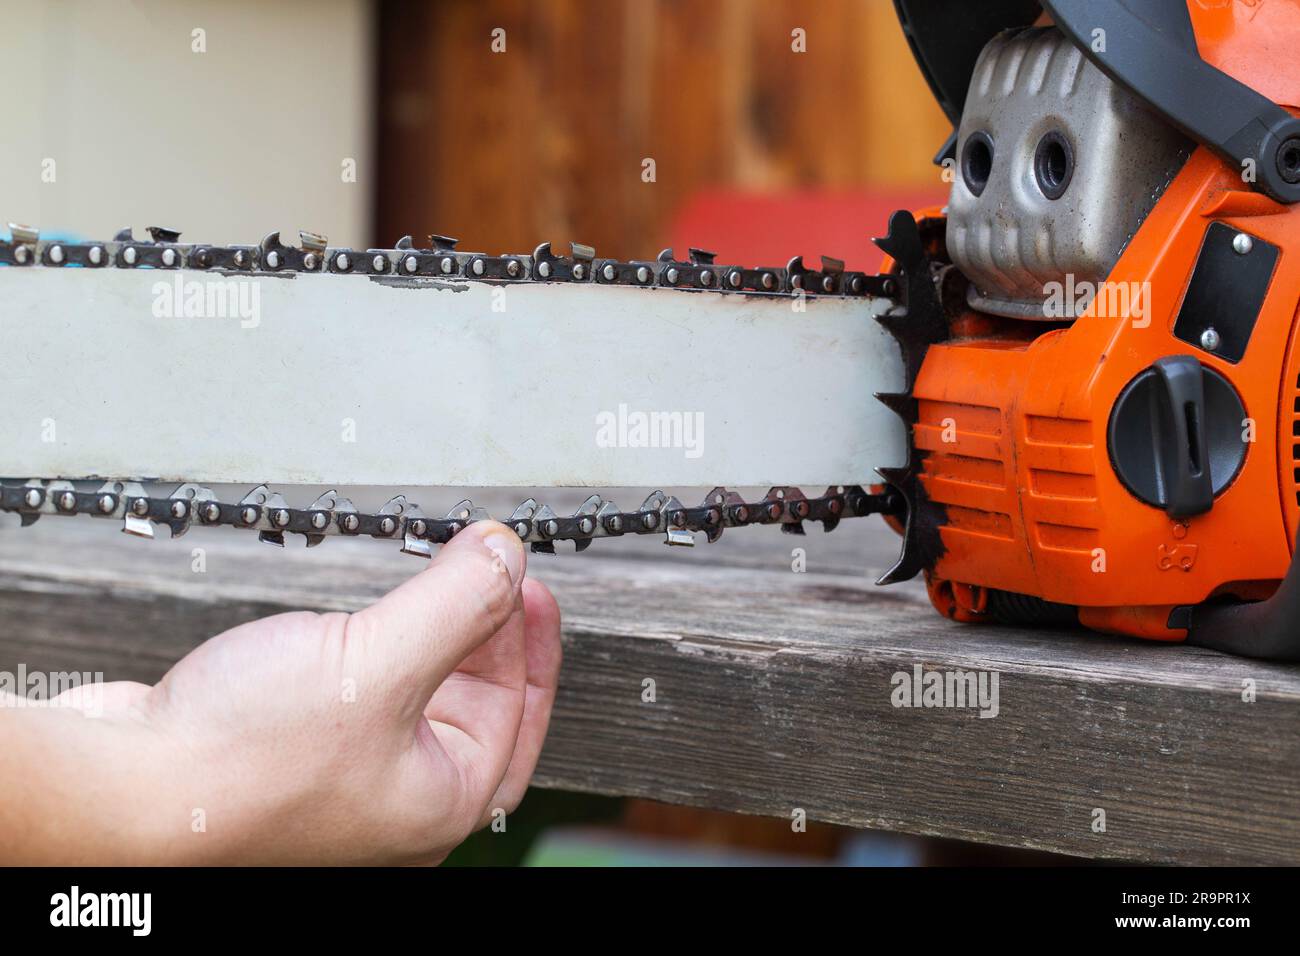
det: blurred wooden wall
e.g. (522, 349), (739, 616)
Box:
(375, 0), (949, 259)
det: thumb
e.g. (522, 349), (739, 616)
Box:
(344, 520), (527, 712)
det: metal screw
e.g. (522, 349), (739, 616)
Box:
(513, 521), (529, 538)
(379, 516), (397, 535)
(23, 489), (41, 508)
(161, 248), (177, 267)
(602, 263), (616, 281)
(537, 260), (551, 278)
(636, 266), (650, 283)
(340, 513), (359, 533)
(572, 263), (586, 280)
(240, 505), (258, 525)
(201, 502), (220, 522)
(1232, 233), (1253, 255)
(665, 267), (679, 285)
(272, 508), (290, 527)
(266, 250), (281, 269)
(506, 259), (521, 277)
(310, 511), (327, 529)
(98, 494), (116, 514)
(403, 255), (417, 274)
(334, 253), (350, 271)
(170, 500), (188, 519)
(471, 258), (485, 276)
(122, 246), (138, 265)
(372, 254), (387, 272)
(303, 252), (318, 270)
(48, 244), (64, 264)
(440, 256), (455, 274)
(132, 497), (149, 516)
(57, 491), (75, 511)
(1200, 327), (1222, 352)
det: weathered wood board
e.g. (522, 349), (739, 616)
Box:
(1, 489), (1296, 864)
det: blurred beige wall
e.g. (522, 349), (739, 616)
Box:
(0, 0), (372, 246)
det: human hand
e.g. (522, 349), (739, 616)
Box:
(1, 521), (561, 865)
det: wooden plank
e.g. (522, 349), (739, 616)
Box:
(1, 493), (1296, 864)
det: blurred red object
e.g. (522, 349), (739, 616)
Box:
(669, 188), (949, 273)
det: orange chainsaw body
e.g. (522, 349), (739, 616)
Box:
(909, 6), (1300, 643)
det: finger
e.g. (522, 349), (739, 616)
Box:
(477, 577), (562, 825)
(422, 596), (529, 807)
(344, 520), (526, 711)
(48, 680), (151, 717)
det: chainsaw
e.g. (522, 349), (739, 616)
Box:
(4, 0), (1300, 661)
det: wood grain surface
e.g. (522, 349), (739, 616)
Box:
(1, 488), (1296, 865)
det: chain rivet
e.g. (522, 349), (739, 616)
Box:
(57, 491), (76, 511)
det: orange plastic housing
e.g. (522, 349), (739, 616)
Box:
(917, 148), (1300, 640)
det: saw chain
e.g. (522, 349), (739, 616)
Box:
(0, 480), (899, 555)
(0, 224), (906, 556)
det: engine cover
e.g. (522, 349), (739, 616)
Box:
(945, 26), (1190, 320)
